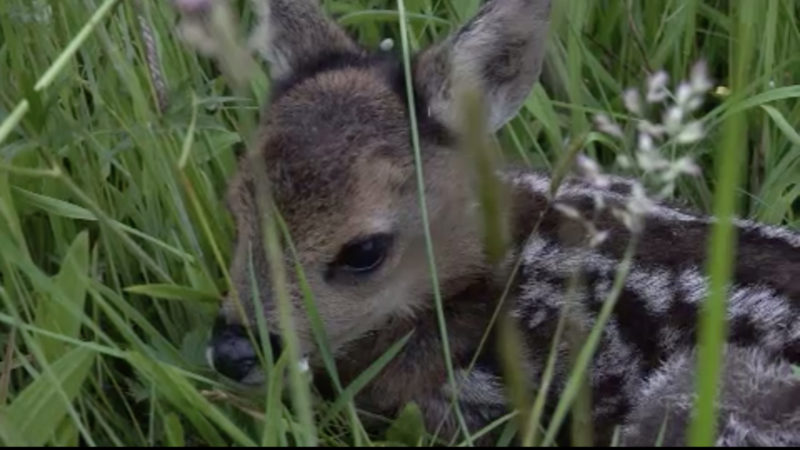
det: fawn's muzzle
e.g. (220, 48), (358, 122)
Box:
(207, 318), (283, 385)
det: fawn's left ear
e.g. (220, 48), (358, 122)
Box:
(414, 0), (552, 133)
(250, 0), (363, 80)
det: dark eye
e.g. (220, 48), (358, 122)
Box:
(334, 234), (393, 274)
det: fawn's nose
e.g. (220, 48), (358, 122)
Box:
(207, 319), (283, 383)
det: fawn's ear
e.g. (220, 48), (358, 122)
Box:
(250, 0), (363, 79)
(415, 0), (552, 132)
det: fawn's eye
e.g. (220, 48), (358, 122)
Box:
(334, 234), (393, 274)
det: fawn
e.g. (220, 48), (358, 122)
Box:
(205, 0), (800, 445)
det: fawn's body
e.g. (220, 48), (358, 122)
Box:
(206, 0), (800, 445)
(330, 169), (800, 445)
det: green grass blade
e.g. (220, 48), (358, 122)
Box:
(396, 0), (472, 443)
(688, 1), (758, 444)
(124, 284), (220, 304)
(3, 347), (96, 446)
(34, 231), (90, 362)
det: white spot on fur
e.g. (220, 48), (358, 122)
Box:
(627, 269), (673, 315)
(678, 267), (707, 304)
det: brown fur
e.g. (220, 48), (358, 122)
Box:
(219, 0), (550, 360)
(209, 0), (800, 445)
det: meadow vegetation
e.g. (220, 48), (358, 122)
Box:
(0, 0), (798, 446)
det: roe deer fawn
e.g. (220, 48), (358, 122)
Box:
(205, 0), (800, 445)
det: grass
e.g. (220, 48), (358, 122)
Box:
(1, 0), (799, 446)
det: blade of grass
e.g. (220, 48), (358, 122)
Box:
(688, 0), (758, 444)
(0, 0), (120, 146)
(396, 0), (473, 443)
(2, 346), (96, 446)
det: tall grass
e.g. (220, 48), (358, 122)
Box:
(1, 0), (799, 446)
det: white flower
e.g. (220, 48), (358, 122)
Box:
(664, 106), (684, 135)
(623, 88), (643, 115)
(674, 156), (701, 176)
(637, 148), (669, 172)
(629, 183), (655, 214)
(613, 182), (655, 233)
(594, 114), (624, 139)
(676, 83), (693, 109)
(637, 133), (655, 153)
(686, 96), (704, 112)
(675, 121), (704, 144)
(577, 154), (601, 173)
(571, 60), (711, 238)
(577, 154), (612, 189)
(659, 156), (701, 185)
(637, 120), (666, 138)
(646, 71), (670, 103)
(690, 60), (713, 94)
(576, 154), (601, 176)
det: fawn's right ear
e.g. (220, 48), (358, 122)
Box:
(414, 0), (552, 133)
(250, 0), (363, 80)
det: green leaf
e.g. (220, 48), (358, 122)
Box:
(127, 352), (254, 446)
(179, 328), (213, 367)
(0, 174), (28, 255)
(20, 74), (47, 133)
(385, 402), (426, 446)
(52, 417), (80, 446)
(163, 412), (186, 447)
(761, 105), (800, 146)
(12, 187), (96, 221)
(448, 0), (481, 21)
(12, 187), (196, 263)
(34, 231), (90, 361)
(124, 284), (220, 304)
(0, 411), (26, 446)
(722, 85), (800, 118)
(3, 347), (96, 446)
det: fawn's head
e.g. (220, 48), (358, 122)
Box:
(209, 0), (551, 385)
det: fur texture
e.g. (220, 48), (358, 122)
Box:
(208, 0), (800, 445)
(620, 346), (800, 447)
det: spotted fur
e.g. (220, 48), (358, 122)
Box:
(210, 0), (800, 445)
(620, 345), (800, 446)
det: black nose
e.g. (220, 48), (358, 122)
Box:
(209, 319), (283, 382)
(210, 323), (257, 382)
